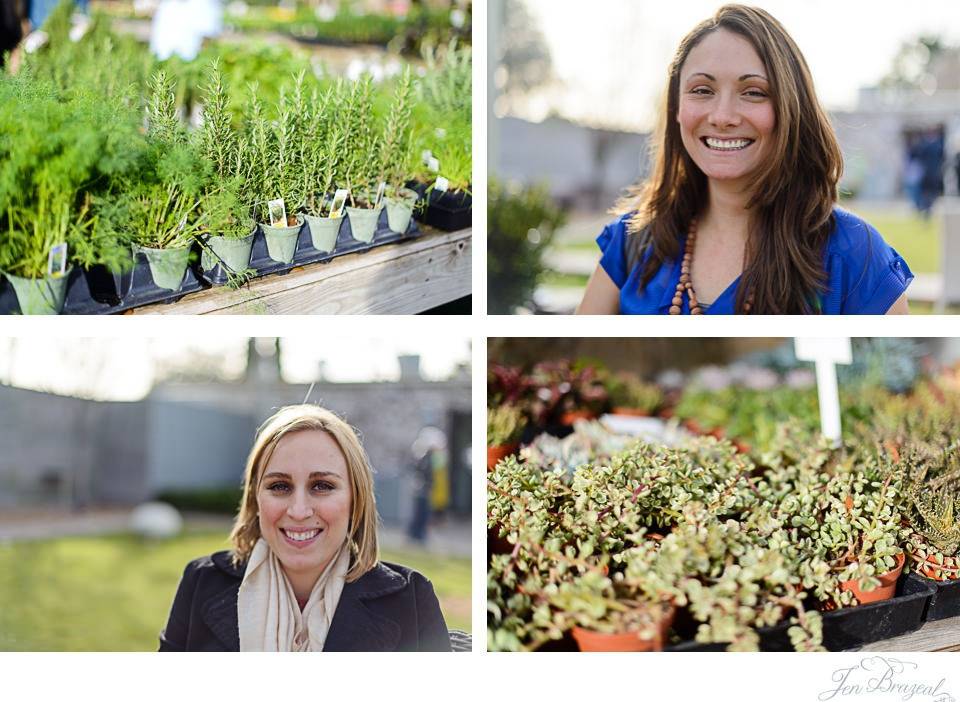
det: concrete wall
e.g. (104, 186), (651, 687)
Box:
(496, 116), (648, 210)
(0, 378), (472, 526)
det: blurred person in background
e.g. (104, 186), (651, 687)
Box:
(150, 0), (222, 61)
(577, 4), (912, 316)
(160, 405), (451, 651)
(28, 0), (88, 30)
(407, 426), (446, 544)
(1, 0), (26, 67)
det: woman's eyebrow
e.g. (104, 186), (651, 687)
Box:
(685, 72), (768, 82)
(262, 470), (342, 479)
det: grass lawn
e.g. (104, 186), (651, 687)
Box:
(551, 205), (941, 275)
(0, 530), (470, 651)
(842, 205), (940, 274)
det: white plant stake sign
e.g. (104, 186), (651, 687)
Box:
(794, 337), (852, 447)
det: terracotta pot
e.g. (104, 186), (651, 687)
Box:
(560, 410), (595, 426)
(733, 439), (751, 454)
(908, 548), (960, 582)
(840, 552), (906, 604)
(657, 407), (675, 419)
(682, 418), (703, 435)
(487, 443), (519, 470)
(611, 407), (650, 417)
(571, 606), (674, 652)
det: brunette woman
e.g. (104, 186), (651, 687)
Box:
(578, 4), (912, 315)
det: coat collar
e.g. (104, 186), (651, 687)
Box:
(203, 551), (406, 651)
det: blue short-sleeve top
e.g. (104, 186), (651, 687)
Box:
(596, 208), (913, 314)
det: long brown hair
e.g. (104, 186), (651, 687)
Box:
(619, 4), (842, 314)
(230, 405), (379, 582)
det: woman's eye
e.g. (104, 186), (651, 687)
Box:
(267, 482), (291, 493)
(312, 481), (335, 492)
(690, 87), (712, 95)
(744, 90), (767, 98)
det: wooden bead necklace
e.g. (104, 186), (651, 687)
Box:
(668, 219), (753, 315)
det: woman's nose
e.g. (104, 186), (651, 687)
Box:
(287, 492), (314, 520)
(709, 92), (741, 128)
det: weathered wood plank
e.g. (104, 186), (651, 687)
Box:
(127, 228), (471, 315)
(857, 617), (960, 652)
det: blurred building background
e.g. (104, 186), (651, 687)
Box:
(0, 338), (471, 528)
(488, 0), (960, 314)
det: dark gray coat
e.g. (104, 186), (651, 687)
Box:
(159, 551), (451, 652)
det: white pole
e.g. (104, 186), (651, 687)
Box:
(814, 357), (842, 447)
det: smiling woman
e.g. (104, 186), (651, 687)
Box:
(576, 3), (913, 315)
(159, 405), (451, 652)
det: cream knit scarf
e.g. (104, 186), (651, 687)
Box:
(237, 537), (350, 651)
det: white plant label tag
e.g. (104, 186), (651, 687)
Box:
(48, 243), (68, 278)
(427, 157), (440, 173)
(328, 189), (348, 219)
(421, 149), (433, 166)
(794, 337), (852, 447)
(374, 181), (386, 209)
(268, 198), (287, 227)
(434, 176), (450, 193)
(177, 214), (188, 232)
(435, 127), (447, 139)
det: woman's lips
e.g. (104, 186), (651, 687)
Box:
(280, 527), (322, 548)
(701, 136), (755, 151)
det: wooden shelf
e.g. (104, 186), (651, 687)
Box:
(857, 617), (960, 652)
(127, 227), (471, 315)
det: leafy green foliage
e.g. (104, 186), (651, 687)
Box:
(0, 72), (143, 277)
(487, 178), (566, 314)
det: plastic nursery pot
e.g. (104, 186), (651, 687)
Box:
(611, 407), (651, 417)
(487, 443), (520, 470)
(303, 214), (343, 253)
(260, 216), (304, 264)
(840, 551), (906, 604)
(3, 268), (73, 315)
(135, 244), (191, 292)
(345, 205), (382, 244)
(572, 607), (675, 652)
(201, 232), (255, 274)
(385, 188), (418, 234)
(559, 410), (595, 426)
(908, 549), (960, 582)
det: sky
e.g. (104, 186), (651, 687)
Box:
(513, 0), (960, 131)
(0, 336), (471, 401)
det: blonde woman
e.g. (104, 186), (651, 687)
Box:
(159, 405), (451, 651)
(578, 4), (912, 315)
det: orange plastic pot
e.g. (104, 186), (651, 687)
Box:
(560, 410), (595, 426)
(571, 606), (674, 652)
(487, 443), (519, 470)
(611, 407), (651, 417)
(909, 550), (960, 582)
(840, 552), (906, 604)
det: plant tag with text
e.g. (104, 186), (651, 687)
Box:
(268, 198), (287, 227)
(427, 157), (440, 173)
(328, 189), (348, 219)
(421, 149), (433, 166)
(434, 176), (450, 193)
(48, 243), (68, 278)
(374, 181), (386, 209)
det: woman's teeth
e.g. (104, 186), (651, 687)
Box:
(704, 137), (753, 151)
(283, 529), (319, 541)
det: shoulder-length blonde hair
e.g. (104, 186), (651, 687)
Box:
(229, 405), (379, 582)
(620, 3), (842, 314)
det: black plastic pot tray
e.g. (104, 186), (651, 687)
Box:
(666, 574), (936, 652)
(0, 255), (207, 315)
(920, 576), (960, 621)
(199, 211), (420, 286)
(0, 214), (420, 314)
(408, 182), (472, 232)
